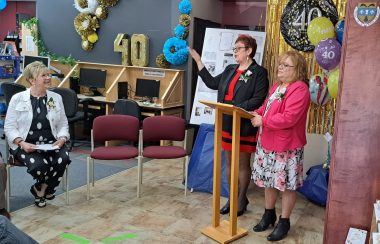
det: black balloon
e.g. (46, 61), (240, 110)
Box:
(280, 0), (339, 52)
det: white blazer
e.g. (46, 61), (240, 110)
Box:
(4, 89), (70, 150)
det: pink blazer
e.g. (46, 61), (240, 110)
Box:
(255, 81), (310, 152)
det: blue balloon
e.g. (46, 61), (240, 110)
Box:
(0, 0), (6, 10)
(336, 19), (345, 45)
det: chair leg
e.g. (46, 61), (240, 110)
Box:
(87, 157), (90, 200)
(6, 165), (10, 212)
(184, 156), (189, 197)
(65, 165), (69, 205)
(92, 158), (95, 187)
(137, 156), (142, 198)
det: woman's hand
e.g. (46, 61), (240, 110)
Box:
(251, 114), (263, 127)
(188, 47), (201, 62)
(53, 138), (66, 149)
(19, 141), (37, 153)
(188, 47), (205, 71)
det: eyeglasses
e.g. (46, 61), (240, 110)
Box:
(232, 46), (248, 53)
(278, 63), (295, 69)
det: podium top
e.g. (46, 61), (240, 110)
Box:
(199, 100), (254, 119)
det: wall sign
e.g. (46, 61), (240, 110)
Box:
(280, 0), (339, 51)
(354, 2), (380, 27)
(114, 33), (149, 67)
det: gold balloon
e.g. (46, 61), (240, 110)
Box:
(156, 54), (170, 69)
(81, 40), (93, 51)
(95, 5), (108, 20)
(97, 0), (118, 7)
(87, 32), (98, 43)
(179, 14), (191, 26)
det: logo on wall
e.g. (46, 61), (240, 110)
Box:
(354, 2), (380, 27)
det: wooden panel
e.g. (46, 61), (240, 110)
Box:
(324, 0), (380, 243)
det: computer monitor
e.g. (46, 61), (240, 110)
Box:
(23, 55), (50, 69)
(135, 78), (160, 99)
(79, 68), (107, 96)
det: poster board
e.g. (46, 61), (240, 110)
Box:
(190, 28), (266, 125)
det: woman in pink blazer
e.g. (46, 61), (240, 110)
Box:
(250, 51), (310, 241)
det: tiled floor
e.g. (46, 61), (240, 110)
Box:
(11, 159), (325, 243)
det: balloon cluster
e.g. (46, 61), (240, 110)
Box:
(307, 16), (345, 104)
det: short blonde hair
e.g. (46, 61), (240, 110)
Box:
(23, 61), (49, 82)
(278, 51), (308, 86)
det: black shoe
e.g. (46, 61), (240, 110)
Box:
(0, 208), (11, 220)
(44, 188), (55, 200)
(237, 197), (249, 217)
(253, 208), (277, 232)
(267, 216), (290, 242)
(220, 200), (230, 215)
(30, 185), (46, 208)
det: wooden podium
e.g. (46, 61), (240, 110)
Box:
(199, 100), (253, 243)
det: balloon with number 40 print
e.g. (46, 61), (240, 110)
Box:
(309, 74), (330, 105)
(314, 38), (341, 70)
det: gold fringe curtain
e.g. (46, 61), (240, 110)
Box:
(263, 0), (347, 134)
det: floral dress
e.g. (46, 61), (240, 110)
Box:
(10, 95), (71, 195)
(251, 86), (304, 191)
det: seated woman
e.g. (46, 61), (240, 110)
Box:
(4, 61), (71, 208)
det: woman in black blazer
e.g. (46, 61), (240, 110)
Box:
(189, 34), (269, 216)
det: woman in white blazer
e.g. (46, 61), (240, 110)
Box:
(4, 61), (71, 208)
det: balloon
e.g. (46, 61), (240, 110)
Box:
(0, 0), (7, 10)
(328, 69), (339, 99)
(309, 74), (330, 105)
(335, 19), (345, 45)
(314, 38), (341, 70)
(307, 17), (335, 46)
(280, 0), (339, 52)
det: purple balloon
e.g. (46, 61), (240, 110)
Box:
(314, 38), (342, 70)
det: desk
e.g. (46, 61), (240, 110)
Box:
(77, 94), (184, 117)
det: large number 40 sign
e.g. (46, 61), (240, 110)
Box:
(280, 0), (338, 52)
(114, 33), (150, 67)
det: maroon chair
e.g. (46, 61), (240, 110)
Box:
(138, 115), (188, 197)
(87, 115), (140, 200)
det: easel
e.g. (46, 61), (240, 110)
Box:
(199, 100), (253, 243)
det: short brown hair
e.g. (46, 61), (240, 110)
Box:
(235, 34), (257, 59)
(23, 61), (49, 83)
(278, 51), (308, 86)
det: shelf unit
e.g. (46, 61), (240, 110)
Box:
(0, 55), (22, 126)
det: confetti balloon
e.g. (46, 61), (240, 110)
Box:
(280, 0), (338, 51)
(309, 74), (330, 105)
(314, 38), (341, 70)
(328, 69), (339, 99)
(335, 19), (345, 45)
(307, 17), (335, 46)
(0, 0), (7, 10)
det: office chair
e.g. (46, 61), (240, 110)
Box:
(50, 87), (92, 149)
(113, 99), (142, 121)
(1, 82), (26, 105)
(87, 114), (140, 200)
(1, 82), (26, 140)
(138, 115), (188, 197)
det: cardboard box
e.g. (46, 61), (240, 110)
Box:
(373, 232), (380, 244)
(345, 227), (367, 244)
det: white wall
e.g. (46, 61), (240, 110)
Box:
(304, 133), (328, 177)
